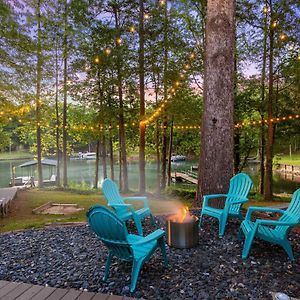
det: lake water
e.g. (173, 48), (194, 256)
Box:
(0, 159), (299, 194)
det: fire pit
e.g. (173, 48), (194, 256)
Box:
(166, 207), (199, 248)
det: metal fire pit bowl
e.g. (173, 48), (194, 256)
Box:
(166, 215), (199, 249)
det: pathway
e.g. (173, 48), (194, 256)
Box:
(0, 280), (134, 300)
(0, 187), (19, 217)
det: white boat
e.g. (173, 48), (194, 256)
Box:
(78, 152), (97, 160)
(171, 155), (186, 162)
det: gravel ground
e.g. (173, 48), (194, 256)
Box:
(0, 214), (299, 300)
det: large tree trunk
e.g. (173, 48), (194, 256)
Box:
(264, 3), (274, 201)
(196, 0), (235, 207)
(259, 3), (268, 195)
(62, 0), (68, 188)
(138, 0), (146, 193)
(36, 0), (43, 188)
(113, 5), (128, 192)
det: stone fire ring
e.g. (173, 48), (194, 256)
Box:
(32, 202), (84, 215)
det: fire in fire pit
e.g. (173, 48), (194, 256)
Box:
(166, 206), (199, 249)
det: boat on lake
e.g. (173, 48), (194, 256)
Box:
(78, 152), (97, 160)
(171, 155), (186, 162)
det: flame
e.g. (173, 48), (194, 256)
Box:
(180, 206), (189, 223)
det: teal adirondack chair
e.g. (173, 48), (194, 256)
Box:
(86, 205), (168, 292)
(238, 188), (300, 260)
(101, 178), (154, 236)
(199, 173), (253, 237)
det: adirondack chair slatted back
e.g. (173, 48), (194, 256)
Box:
(276, 188), (300, 235)
(102, 179), (130, 216)
(102, 179), (123, 205)
(87, 206), (133, 260)
(227, 173), (253, 214)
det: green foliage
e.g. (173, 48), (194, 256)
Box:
(0, 126), (11, 151)
(165, 185), (196, 200)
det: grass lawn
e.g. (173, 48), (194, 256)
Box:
(0, 150), (34, 160)
(0, 188), (293, 233)
(276, 153), (300, 166)
(0, 188), (181, 233)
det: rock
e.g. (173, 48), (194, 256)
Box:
(0, 216), (299, 299)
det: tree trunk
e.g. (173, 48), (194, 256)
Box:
(161, 0), (168, 190)
(167, 118), (174, 186)
(259, 4), (268, 195)
(36, 0), (43, 188)
(95, 139), (100, 189)
(154, 75), (160, 194)
(55, 38), (60, 187)
(102, 134), (107, 179)
(196, 0), (235, 208)
(138, 0), (146, 193)
(264, 3), (275, 201)
(62, 0), (68, 188)
(119, 131), (122, 190)
(113, 5), (128, 192)
(109, 127), (114, 180)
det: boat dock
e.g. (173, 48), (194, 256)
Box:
(171, 171), (198, 185)
(0, 187), (19, 217)
(0, 280), (135, 300)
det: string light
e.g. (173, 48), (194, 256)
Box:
(94, 56), (100, 64)
(279, 33), (287, 41)
(144, 13), (150, 20)
(272, 21), (278, 28)
(129, 25), (135, 33)
(262, 6), (268, 14)
(104, 48), (111, 55)
(116, 37), (122, 45)
(159, 0), (165, 6)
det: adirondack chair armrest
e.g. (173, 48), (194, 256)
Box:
(110, 203), (135, 212)
(256, 219), (298, 227)
(124, 196), (149, 208)
(245, 207), (286, 221)
(203, 194), (227, 207)
(131, 229), (165, 245)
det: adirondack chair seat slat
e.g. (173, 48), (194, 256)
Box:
(200, 173), (253, 237)
(239, 188), (300, 260)
(86, 205), (168, 292)
(127, 234), (157, 259)
(101, 178), (155, 235)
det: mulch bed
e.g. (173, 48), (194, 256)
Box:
(0, 213), (299, 300)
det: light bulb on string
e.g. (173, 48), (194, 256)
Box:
(279, 33), (287, 41)
(262, 6), (268, 14)
(272, 20), (278, 28)
(104, 48), (111, 55)
(129, 25), (135, 33)
(116, 37), (122, 45)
